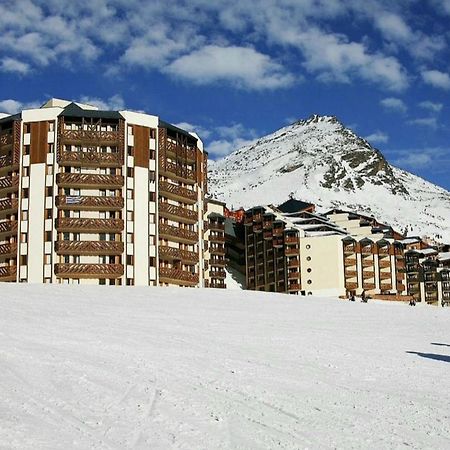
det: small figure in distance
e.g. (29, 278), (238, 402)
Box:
(361, 290), (367, 303)
(409, 297), (416, 306)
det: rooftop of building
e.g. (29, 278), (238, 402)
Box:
(277, 198), (315, 214)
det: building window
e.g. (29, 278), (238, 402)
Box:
(20, 255), (28, 265)
(307, 280), (312, 284)
(149, 192), (156, 202)
(48, 144), (54, 154)
(21, 211), (28, 221)
(306, 256), (311, 261)
(24, 123), (31, 133)
(307, 268), (312, 273)
(22, 188), (29, 199)
(45, 187), (53, 197)
(21, 233), (27, 243)
(22, 167), (29, 177)
(44, 209), (52, 220)
(45, 231), (52, 242)
(127, 167), (134, 177)
(306, 244), (311, 250)
(46, 165), (53, 175)
(127, 255), (134, 265)
(127, 233), (133, 243)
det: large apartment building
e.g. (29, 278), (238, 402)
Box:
(0, 98), (220, 287)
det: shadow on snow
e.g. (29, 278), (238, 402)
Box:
(406, 351), (450, 363)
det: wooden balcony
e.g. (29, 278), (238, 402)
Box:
(208, 234), (225, 244)
(55, 241), (124, 256)
(209, 256), (227, 267)
(55, 263), (124, 279)
(253, 223), (262, 233)
(159, 267), (199, 286)
(0, 220), (18, 238)
(59, 151), (122, 168)
(56, 195), (124, 211)
(378, 247), (390, 255)
(56, 173), (124, 189)
(210, 270), (226, 279)
(60, 129), (122, 145)
(0, 155), (19, 175)
(285, 247), (299, 255)
(288, 259), (299, 268)
(363, 282), (375, 289)
(158, 245), (199, 264)
(363, 270), (374, 278)
(164, 141), (197, 163)
(209, 245), (225, 256)
(55, 218), (124, 233)
(362, 259), (373, 267)
(0, 242), (17, 259)
(0, 132), (13, 147)
(159, 202), (198, 224)
(288, 271), (300, 279)
(379, 260), (391, 268)
(345, 270), (357, 278)
(159, 159), (196, 184)
(0, 175), (19, 196)
(285, 236), (298, 244)
(159, 223), (198, 244)
(288, 283), (301, 291)
(159, 180), (197, 204)
(379, 271), (392, 280)
(396, 283), (406, 292)
(0, 198), (18, 217)
(380, 281), (392, 289)
(209, 281), (226, 289)
(344, 258), (357, 266)
(345, 282), (358, 290)
(361, 247), (372, 255)
(208, 221), (225, 232)
(0, 265), (17, 281)
(273, 228), (284, 237)
(263, 230), (273, 240)
(343, 245), (355, 254)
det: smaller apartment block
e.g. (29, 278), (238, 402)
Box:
(242, 201), (449, 304)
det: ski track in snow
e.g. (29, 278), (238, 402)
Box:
(0, 284), (449, 449)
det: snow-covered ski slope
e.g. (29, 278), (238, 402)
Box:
(1, 285), (449, 449)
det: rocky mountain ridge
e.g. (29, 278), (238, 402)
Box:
(209, 115), (450, 243)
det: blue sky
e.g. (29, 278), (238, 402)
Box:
(1, 0), (449, 190)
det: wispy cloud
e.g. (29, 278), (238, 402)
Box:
(392, 147), (450, 172)
(0, 98), (41, 114)
(0, 57), (30, 74)
(365, 131), (389, 144)
(421, 70), (450, 90)
(407, 117), (438, 129)
(380, 97), (407, 113)
(418, 100), (443, 112)
(77, 95), (125, 110)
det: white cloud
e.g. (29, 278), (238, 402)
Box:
(0, 57), (30, 74)
(421, 70), (450, 90)
(166, 45), (295, 90)
(0, 98), (41, 114)
(418, 101), (443, 113)
(407, 117), (438, 129)
(77, 94), (125, 110)
(380, 97), (407, 113)
(365, 131), (389, 144)
(173, 122), (212, 140)
(392, 147), (450, 171)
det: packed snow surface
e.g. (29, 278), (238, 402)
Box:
(1, 285), (449, 449)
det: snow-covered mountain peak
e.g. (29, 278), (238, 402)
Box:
(209, 115), (450, 243)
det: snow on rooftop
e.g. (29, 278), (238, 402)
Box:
(437, 252), (450, 262)
(1, 284), (449, 449)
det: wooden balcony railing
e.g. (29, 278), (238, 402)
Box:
(158, 245), (199, 264)
(0, 242), (17, 258)
(210, 270), (226, 279)
(379, 272), (392, 280)
(0, 265), (16, 281)
(379, 260), (391, 268)
(55, 218), (124, 233)
(378, 247), (390, 254)
(0, 133), (13, 146)
(0, 175), (19, 194)
(285, 247), (299, 255)
(344, 245), (355, 253)
(54, 263), (124, 278)
(363, 282), (375, 289)
(209, 256), (226, 267)
(208, 234), (225, 243)
(159, 202), (198, 224)
(56, 173), (124, 189)
(345, 270), (358, 277)
(273, 228), (284, 237)
(159, 223), (198, 244)
(288, 283), (301, 291)
(159, 267), (199, 286)
(0, 155), (18, 172)
(55, 241), (124, 256)
(288, 259), (299, 268)
(56, 195), (124, 211)
(363, 270), (374, 278)
(159, 158), (196, 183)
(362, 259), (373, 267)
(288, 271), (300, 279)
(158, 181), (197, 203)
(346, 282), (358, 290)
(208, 222), (225, 232)
(60, 129), (121, 145)
(209, 245), (225, 255)
(209, 281), (226, 289)
(0, 220), (18, 236)
(344, 258), (357, 266)
(164, 141), (197, 162)
(59, 151), (122, 167)
(285, 236), (298, 244)
(0, 198), (18, 215)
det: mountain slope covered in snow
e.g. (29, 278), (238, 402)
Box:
(1, 284), (449, 449)
(209, 115), (450, 242)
